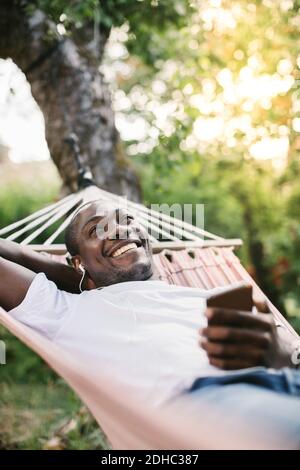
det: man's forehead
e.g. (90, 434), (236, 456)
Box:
(77, 200), (120, 224)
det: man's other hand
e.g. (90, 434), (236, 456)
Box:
(199, 306), (293, 370)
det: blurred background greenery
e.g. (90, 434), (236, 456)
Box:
(0, 0), (300, 449)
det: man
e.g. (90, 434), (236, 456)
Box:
(0, 200), (300, 444)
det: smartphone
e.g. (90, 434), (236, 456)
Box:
(207, 283), (253, 311)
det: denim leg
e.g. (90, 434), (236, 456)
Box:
(190, 367), (300, 396)
(186, 368), (300, 449)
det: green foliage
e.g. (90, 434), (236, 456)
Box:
(116, 0), (300, 322)
(0, 165), (62, 243)
(0, 182), (57, 232)
(26, 0), (192, 63)
(0, 173), (61, 384)
(0, 325), (56, 383)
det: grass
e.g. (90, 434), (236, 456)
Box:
(0, 380), (109, 450)
(0, 327), (109, 450)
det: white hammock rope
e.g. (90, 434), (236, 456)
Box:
(0, 193), (75, 236)
(43, 204), (83, 245)
(21, 194), (82, 245)
(7, 196), (79, 243)
(0, 185), (242, 251)
(96, 186), (222, 241)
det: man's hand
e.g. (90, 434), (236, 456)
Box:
(199, 306), (294, 370)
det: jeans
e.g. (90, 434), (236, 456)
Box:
(187, 367), (300, 449)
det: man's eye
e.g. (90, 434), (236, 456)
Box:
(89, 226), (97, 236)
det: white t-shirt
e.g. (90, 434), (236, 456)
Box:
(10, 273), (233, 405)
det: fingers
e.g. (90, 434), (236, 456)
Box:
(200, 302), (276, 371)
(199, 324), (273, 370)
(200, 338), (266, 361)
(205, 307), (274, 331)
(207, 356), (263, 370)
(200, 326), (272, 348)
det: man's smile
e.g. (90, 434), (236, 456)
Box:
(110, 242), (141, 258)
(105, 239), (143, 258)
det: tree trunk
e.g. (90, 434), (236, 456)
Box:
(0, 1), (141, 201)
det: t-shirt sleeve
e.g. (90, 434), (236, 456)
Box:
(8, 272), (76, 340)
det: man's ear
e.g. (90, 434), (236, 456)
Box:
(72, 256), (97, 290)
(72, 256), (82, 273)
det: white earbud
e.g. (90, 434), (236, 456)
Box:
(78, 264), (103, 293)
(78, 264), (86, 293)
(79, 264), (85, 274)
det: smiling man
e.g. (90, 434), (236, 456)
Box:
(0, 199), (300, 446)
(65, 200), (154, 290)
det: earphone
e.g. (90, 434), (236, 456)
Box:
(79, 264), (85, 274)
(78, 264), (103, 293)
(78, 264), (86, 293)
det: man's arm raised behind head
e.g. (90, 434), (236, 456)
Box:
(0, 256), (35, 311)
(0, 239), (80, 293)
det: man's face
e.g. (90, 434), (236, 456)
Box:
(73, 201), (153, 288)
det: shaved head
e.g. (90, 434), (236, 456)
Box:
(64, 199), (153, 288)
(65, 200), (102, 256)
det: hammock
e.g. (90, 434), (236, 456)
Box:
(0, 184), (298, 449)
(0, 185), (242, 251)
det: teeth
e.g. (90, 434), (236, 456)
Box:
(111, 243), (137, 258)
